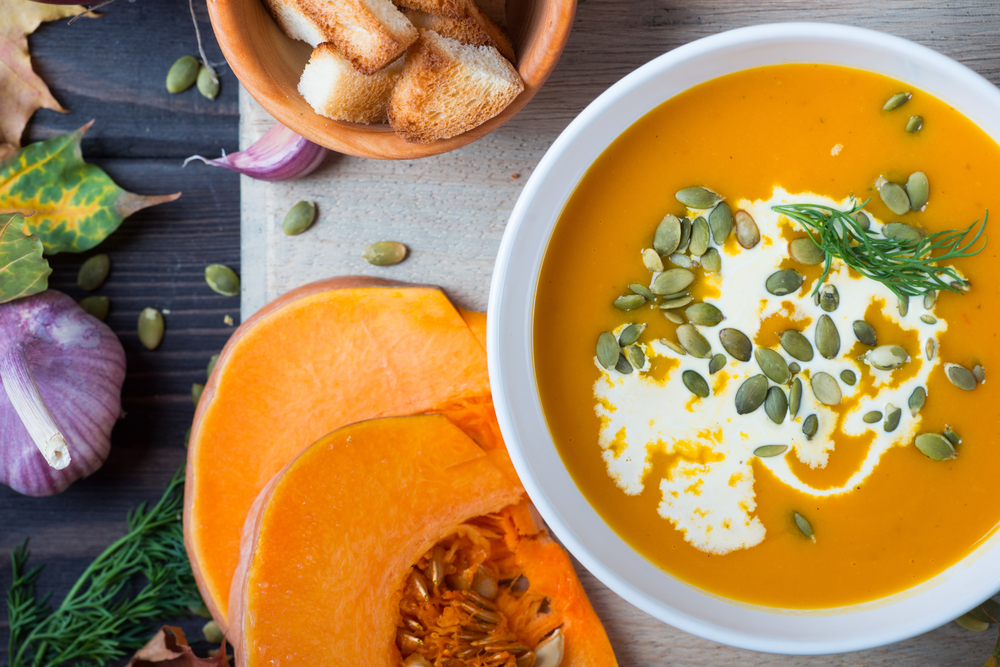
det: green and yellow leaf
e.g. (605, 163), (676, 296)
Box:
(0, 122), (180, 254)
(0, 212), (50, 303)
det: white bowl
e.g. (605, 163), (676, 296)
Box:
(487, 22), (1000, 654)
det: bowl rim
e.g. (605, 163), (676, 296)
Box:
(487, 21), (1000, 654)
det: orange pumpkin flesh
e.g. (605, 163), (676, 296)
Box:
(230, 415), (617, 667)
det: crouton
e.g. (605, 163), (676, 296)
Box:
(403, 4), (514, 63)
(390, 0), (466, 20)
(299, 44), (405, 123)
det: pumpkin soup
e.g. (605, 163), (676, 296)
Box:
(533, 64), (1000, 608)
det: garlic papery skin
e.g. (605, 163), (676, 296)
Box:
(0, 342), (70, 470)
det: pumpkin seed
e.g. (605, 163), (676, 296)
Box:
(897, 294), (909, 316)
(535, 629), (564, 667)
(840, 369), (857, 386)
(719, 328), (752, 362)
(734, 210), (760, 249)
(973, 364), (985, 383)
(676, 186), (722, 209)
(192, 383), (204, 405)
(794, 512), (814, 539)
(708, 353), (726, 375)
(207, 353), (219, 377)
(653, 214), (682, 256)
(854, 210), (871, 230)
(629, 283), (654, 300)
(925, 337), (936, 361)
(618, 323), (645, 347)
(642, 248), (664, 272)
(920, 314), (937, 325)
(668, 253), (694, 269)
(205, 264), (241, 296)
(789, 377), (803, 417)
(906, 172), (929, 210)
(197, 64), (219, 100)
(945, 363), (977, 391)
(883, 92), (911, 111)
(689, 216), (711, 255)
(852, 320), (877, 347)
(662, 309), (685, 324)
(815, 315), (841, 359)
(203, 620), (224, 644)
(614, 294), (646, 311)
(677, 217), (692, 253)
(867, 344), (909, 370)
(788, 361), (801, 374)
(944, 425), (961, 445)
(682, 370), (710, 397)
(754, 347), (790, 384)
(677, 324), (712, 358)
(878, 180), (911, 216)
(686, 303), (723, 326)
(735, 374), (768, 414)
(615, 353), (633, 374)
(915, 433), (956, 461)
(863, 411), (883, 424)
(138, 307), (165, 350)
(765, 386), (788, 424)
(662, 338), (687, 355)
(789, 238), (825, 265)
(779, 330), (814, 362)
(906, 115), (923, 133)
(908, 386), (926, 415)
(709, 202), (733, 244)
(77, 254), (110, 291)
(754, 445), (788, 458)
(811, 372), (842, 405)
(166, 55), (199, 93)
(819, 284), (839, 312)
(79, 295), (110, 321)
(660, 295), (694, 310)
(883, 404), (902, 432)
(651, 268), (695, 295)
(363, 241), (407, 266)
(922, 291), (936, 310)
(283, 200), (317, 235)
(802, 414), (818, 440)
(625, 345), (645, 369)
(765, 269), (804, 296)
(883, 222), (921, 245)
(954, 614), (990, 633)
(596, 332), (618, 369)
(701, 247), (722, 273)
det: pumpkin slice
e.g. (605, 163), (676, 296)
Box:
(230, 414), (617, 667)
(185, 277), (509, 628)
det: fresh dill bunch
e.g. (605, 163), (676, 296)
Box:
(772, 201), (987, 299)
(6, 465), (203, 667)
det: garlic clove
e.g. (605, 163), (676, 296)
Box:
(183, 123), (328, 182)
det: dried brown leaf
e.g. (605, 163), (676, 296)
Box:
(127, 626), (230, 667)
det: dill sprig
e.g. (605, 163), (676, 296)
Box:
(772, 201), (987, 299)
(6, 465), (203, 667)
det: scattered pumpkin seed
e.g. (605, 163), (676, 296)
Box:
(878, 179), (911, 216)
(662, 338), (687, 356)
(854, 210), (871, 230)
(973, 364), (985, 383)
(802, 414), (819, 440)
(906, 172), (929, 210)
(642, 248), (664, 272)
(945, 363), (977, 391)
(811, 372), (842, 406)
(676, 186), (722, 209)
(660, 295), (694, 310)
(815, 315), (841, 359)
(682, 369), (710, 397)
(709, 202), (733, 244)
(925, 337), (936, 361)
(789, 377), (802, 418)
(863, 411), (883, 424)
(883, 92), (911, 111)
(283, 200), (317, 235)
(765, 269), (804, 296)
(596, 332), (619, 369)
(764, 386), (788, 424)
(923, 290), (936, 310)
(615, 353), (633, 374)
(840, 369), (857, 386)
(779, 330), (814, 362)
(734, 210), (760, 249)
(192, 383), (204, 405)
(898, 294), (909, 316)
(205, 264), (241, 296)
(735, 374), (768, 414)
(906, 115), (923, 133)
(677, 217), (692, 253)
(207, 353), (219, 377)
(867, 345), (909, 370)
(203, 620), (224, 644)
(79, 295), (110, 321)
(789, 238), (825, 265)
(196, 64), (219, 100)
(788, 361), (801, 374)
(618, 323), (645, 347)
(166, 55), (199, 93)
(908, 386), (926, 415)
(944, 425), (961, 445)
(883, 222), (921, 245)
(852, 320), (877, 347)
(660, 290), (689, 301)
(719, 328), (752, 362)
(614, 294), (646, 311)
(883, 404), (902, 432)
(794, 512), (814, 539)
(708, 353), (726, 375)
(755, 347), (790, 384)
(754, 445), (788, 458)
(534, 629), (564, 667)
(138, 308), (165, 350)
(818, 284), (839, 312)
(686, 302), (724, 327)
(668, 253), (694, 269)
(920, 314), (937, 325)
(955, 613), (990, 633)
(653, 214), (682, 256)
(624, 345), (645, 370)
(701, 247), (722, 273)
(629, 283), (654, 300)
(363, 241), (407, 266)
(689, 217), (711, 256)
(677, 324), (712, 358)
(662, 309), (685, 324)
(77, 254), (110, 291)
(914, 433), (956, 461)
(651, 268), (695, 295)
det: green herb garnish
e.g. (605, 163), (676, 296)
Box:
(6, 465), (202, 667)
(772, 201), (987, 298)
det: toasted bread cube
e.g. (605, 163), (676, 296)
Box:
(264, 0), (417, 74)
(299, 44), (405, 123)
(403, 5), (514, 63)
(388, 30), (524, 143)
(391, 0), (465, 20)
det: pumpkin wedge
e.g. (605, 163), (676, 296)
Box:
(230, 415), (617, 667)
(185, 277), (513, 628)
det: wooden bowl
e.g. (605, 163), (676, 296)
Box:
(207, 0), (576, 159)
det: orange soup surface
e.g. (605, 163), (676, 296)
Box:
(533, 64), (1000, 608)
